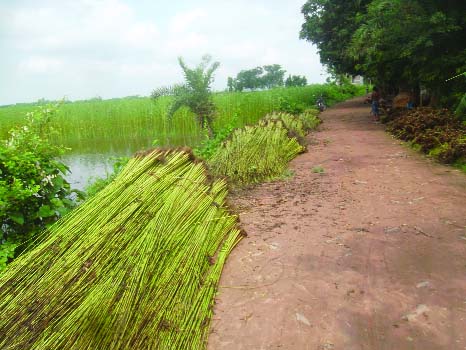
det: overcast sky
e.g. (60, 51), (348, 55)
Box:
(0, 0), (327, 105)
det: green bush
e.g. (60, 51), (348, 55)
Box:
(277, 96), (305, 115)
(194, 114), (238, 160)
(0, 105), (80, 270)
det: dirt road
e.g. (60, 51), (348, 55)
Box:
(208, 98), (466, 350)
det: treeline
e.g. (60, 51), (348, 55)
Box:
(300, 0), (466, 107)
(227, 64), (307, 92)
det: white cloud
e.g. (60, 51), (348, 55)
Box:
(18, 56), (64, 74)
(169, 9), (207, 34)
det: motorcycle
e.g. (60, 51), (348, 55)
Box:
(316, 95), (326, 112)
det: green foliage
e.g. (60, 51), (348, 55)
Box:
(0, 149), (242, 349)
(300, 0), (466, 106)
(229, 64), (287, 91)
(262, 64), (287, 89)
(277, 96), (306, 115)
(152, 55), (220, 137)
(0, 105), (79, 271)
(194, 114), (238, 160)
(300, 0), (370, 76)
(285, 75), (307, 87)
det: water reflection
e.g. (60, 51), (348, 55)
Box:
(62, 134), (203, 191)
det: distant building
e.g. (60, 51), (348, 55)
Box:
(351, 75), (364, 85)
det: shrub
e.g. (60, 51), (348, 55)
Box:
(277, 96), (305, 115)
(0, 105), (80, 270)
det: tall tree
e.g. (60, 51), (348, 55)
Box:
(300, 0), (371, 76)
(285, 75), (308, 87)
(300, 0), (466, 105)
(262, 64), (286, 89)
(234, 67), (264, 91)
(349, 0), (466, 99)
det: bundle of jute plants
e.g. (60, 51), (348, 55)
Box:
(208, 120), (305, 185)
(208, 109), (320, 186)
(0, 148), (242, 350)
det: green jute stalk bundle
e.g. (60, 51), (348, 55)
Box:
(208, 109), (320, 186)
(298, 109), (321, 131)
(0, 149), (242, 350)
(208, 120), (305, 185)
(263, 112), (307, 138)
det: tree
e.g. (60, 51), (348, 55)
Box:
(285, 75), (308, 87)
(227, 77), (235, 92)
(151, 55), (220, 137)
(234, 66), (264, 91)
(229, 65), (288, 91)
(300, 0), (466, 105)
(348, 0), (466, 101)
(300, 0), (371, 76)
(262, 64), (286, 89)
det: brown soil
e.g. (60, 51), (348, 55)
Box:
(208, 97), (466, 350)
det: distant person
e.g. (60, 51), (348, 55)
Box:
(407, 93), (415, 110)
(371, 86), (381, 122)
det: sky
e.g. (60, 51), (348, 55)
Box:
(0, 0), (327, 105)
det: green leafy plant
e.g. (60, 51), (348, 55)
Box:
(277, 96), (305, 115)
(151, 55), (220, 138)
(0, 104), (80, 270)
(194, 114), (238, 160)
(456, 93), (466, 122)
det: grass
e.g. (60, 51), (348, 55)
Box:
(0, 84), (364, 155)
(311, 165), (325, 173)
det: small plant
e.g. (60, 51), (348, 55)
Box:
(311, 165), (325, 173)
(280, 169), (295, 180)
(194, 114), (238, 160)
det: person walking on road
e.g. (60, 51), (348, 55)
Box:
(371, 86), (381, 122)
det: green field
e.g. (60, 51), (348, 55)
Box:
(0, 84), (364, 155)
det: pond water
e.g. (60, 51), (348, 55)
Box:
(62, 134), (203, 191)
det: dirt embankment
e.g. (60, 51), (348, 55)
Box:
(209, 97), (466, 350)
